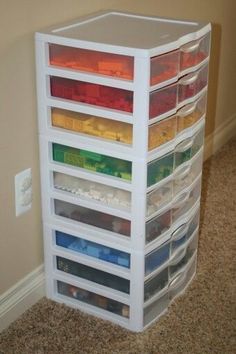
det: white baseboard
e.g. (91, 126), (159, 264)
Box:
(0, 265), (45, 332)
(204, 113), (236, 161)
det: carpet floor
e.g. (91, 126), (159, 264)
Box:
(0, 138), (235, 354)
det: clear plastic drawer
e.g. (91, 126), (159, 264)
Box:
(52, 143), (132, 181)
(143, 291), (169, 326)
(146, 180), (172, 217)
(146, 209), (171, 244)
(148, 92), (206, 151)
(150, 50), (180, 86)
(172, 177), (201, 223)
(149, 64), (208, 120)
(145, 241), (170, 276)
(169, 255), (196, 301)
(49, 44), (134, 80)
(178, 64), (208, 103)
(54, 199), (131, 237)
(144, 268), (169, 301)
(171, 208), (200, 253)
(147, 150), (202, 217)
(147, 152), (174, 187)
(149, 33), (210, 87)
(148, 115), (177, 151)
(177, 93), (206, 133)
(173, 150), (203, 195)
(147, 125), (204, 188)
(149, 83), (178, 119)
(57, 280), (129, 318)
(53, 172), (131, 211)
(51, 108), (133, 144)
(174, 126), (204, 168)
(169, 231), (198, 278)
(145, 206), (199, 272)
(56, 256), (130, 293)
(50, 76), (133, 113)
(180, 33), (210, 71)
(55, 231), (130, 268)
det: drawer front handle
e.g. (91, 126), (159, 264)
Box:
(169, 270), (186, 290)
(179, 72), (199, 85)
(171, 223), (189, 241)
(176, 138), (194, 152)
(173, 190), (191, 209)
(178, 102), (196, 117)
(181, 40), (201, 53)
(170, 247), (187, 265)
(174, 164), (191, 180)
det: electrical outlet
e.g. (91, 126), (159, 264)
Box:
(15, 168), (32, 217)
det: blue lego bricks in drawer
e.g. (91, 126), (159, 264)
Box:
(145, 242), (170, 276)
(55, 231), (130, 268)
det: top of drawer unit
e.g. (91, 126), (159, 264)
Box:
(36, 12), (210, 89)
(36, 11), (210, 56)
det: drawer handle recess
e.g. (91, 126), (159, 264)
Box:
(170, 247), (187, 266)
(173, 190), (191, 208)
(181, 40), (201, 53)
(174, 164), (191, 180)
(172, 224), (189, 241)
(169, 271), (186, 290)
(179, 72), (199, 85)
(178, 102), (197, 117)
(176, 138), (194, 152)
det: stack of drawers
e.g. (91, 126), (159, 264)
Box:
(35, 11), (211, 332)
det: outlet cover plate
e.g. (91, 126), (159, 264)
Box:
(15, 168), (32, 217)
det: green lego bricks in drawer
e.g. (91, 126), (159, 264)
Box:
(53, 144), (84, 167)
(52, 143), (132, 180)
(175, 148), (192, 168)
(175, 127), (204, 168)
(147, 153), (174, 187)
(79, 150), (103, 162)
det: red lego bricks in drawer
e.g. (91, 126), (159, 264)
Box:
(50, 76), (133, 113)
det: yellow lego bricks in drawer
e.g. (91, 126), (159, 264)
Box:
(51, 108), (132, 144)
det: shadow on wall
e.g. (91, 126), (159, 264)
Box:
(205, 22), (221, 147)
(200, 23), (221, 229)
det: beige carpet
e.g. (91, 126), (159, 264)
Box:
(0, 138), (235, 354)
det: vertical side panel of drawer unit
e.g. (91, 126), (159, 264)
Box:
(35, 38), (50, 135)
(42, 224), (55, 299)
(128, 55), (150, 332)
(38, 135), (54, 220)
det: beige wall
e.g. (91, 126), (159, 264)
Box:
(0, 0), (235, 295)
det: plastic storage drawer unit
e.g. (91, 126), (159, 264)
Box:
(36, 10), (210, 332)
